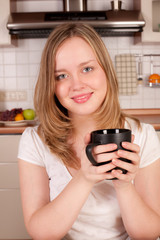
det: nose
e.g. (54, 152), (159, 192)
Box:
(71, 73), (85, 91)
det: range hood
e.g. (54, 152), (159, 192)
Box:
(7, 10), (145, 38)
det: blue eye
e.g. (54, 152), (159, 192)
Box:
(56, 74), (68, 81)
(83, 67), (93, 73)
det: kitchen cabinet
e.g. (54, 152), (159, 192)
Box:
(0, 0), (11, 45)
(0, 134), (31, 239)
(134, 0), (160, 43)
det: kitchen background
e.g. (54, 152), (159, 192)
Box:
(0, 0), (160, 112)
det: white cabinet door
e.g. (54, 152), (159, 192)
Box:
(135, 0), (160, 43)
(0, 134), (31, 239)
(0, 190), (31, 239)
(0, 0), (11, 45)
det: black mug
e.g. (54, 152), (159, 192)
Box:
(86, 128), (132, 177)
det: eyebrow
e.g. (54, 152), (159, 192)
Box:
(54, 59), (96, 74)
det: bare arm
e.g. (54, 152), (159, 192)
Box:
(18, 144), (117, 240)
(18, 159), (93, 240)
(111, 140), (160, 240)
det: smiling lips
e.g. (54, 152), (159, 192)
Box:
(71, 92), (93, 103)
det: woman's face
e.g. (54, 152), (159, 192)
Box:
(54, 36), (107, 118)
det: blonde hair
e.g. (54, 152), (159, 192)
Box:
(34, 23), (138, 168)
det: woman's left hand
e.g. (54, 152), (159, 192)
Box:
(111, 135), (140, 188)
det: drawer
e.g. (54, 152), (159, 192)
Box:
(0, 135), (21, 163)
(0, 163), (19, 188)
(0, 189), (31, 239)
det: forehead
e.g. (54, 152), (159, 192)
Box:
(55, 37), (96, 64)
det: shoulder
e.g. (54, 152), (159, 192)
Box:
(125, 117), (160, 168)
(20, 126), (46, 153)
(18, 126), (47, 167)
(125, 117), (156, 138)
(21, 125), (40, 140)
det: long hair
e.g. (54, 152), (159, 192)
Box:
(34, 23), (137, 169)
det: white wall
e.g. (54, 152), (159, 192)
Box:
(0, 0), (160, 111)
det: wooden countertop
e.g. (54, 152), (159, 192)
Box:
(123, 108), (160, 130)
(0, 108), (160, 134)
(0, 126), (29, 134)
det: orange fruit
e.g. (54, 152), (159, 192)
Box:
(15, 113), (24, 121)
(149, 74), (160, 83)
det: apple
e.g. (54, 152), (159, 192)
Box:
(23, 109), (35, 120)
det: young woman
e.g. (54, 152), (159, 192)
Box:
(18, 23), (160, 240)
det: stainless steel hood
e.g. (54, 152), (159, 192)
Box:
(7, 10), (145, 38)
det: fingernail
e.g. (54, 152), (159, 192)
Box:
(112, 144), (117, 148)
(122, 142), (127, 147)
(118, 149), (123, 154)
(112, 159), (117, 164)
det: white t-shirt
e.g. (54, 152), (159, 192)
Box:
(18, 118), (160, 240)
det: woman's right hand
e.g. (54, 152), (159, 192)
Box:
(79, 134), (119, 184)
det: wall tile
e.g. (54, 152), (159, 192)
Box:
(0, 52), (3, 64)
(16, 52), (29, 64)
(28, 39), (47, 51)
(29, 51), (41, 64)
(4, 65), (16, 77)
(29, 76), (37, 90)
(16, 65), (29, 77)
(131, 99), (144, 108)
(143, 87), (156, 99)
(155, 99), (160, 108)
(17, 77), (29, 90)
(17, 39), (29, 51)
(4, 77), (17, 90)
(4, 52), (16, 65)
(0, 77), (4, 89)
(117, 37), (133, 49)
(104, 37), (118, 50)
(0, 65), (4, 77)
(29, 64), (39, 77)
(143, 99), (156, 108)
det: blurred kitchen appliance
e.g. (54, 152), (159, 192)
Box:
(111, 0), (122, 11)
(63, 0), (87, 12)
(7, 0), (145, 39)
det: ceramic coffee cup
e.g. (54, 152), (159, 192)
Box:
(86, 128), (132, 176)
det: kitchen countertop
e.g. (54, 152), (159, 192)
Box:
(123, 108), (160, 130)
(0, 108), (160, 134)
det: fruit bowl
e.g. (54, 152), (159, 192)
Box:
(0, 108), (37, 126)
(0, 119), (37, 127)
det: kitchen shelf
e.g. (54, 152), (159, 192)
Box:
(147, 82), (160, 88)
(134, 54), (160, 87)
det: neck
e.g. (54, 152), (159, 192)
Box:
(70, 114), (97, 139)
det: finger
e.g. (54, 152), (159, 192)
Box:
(131, 134), (135, 142)
(111, 169), (132, 182)
(95, 151), (119, 163)
(112, 158), (139, 174)
(91, 164), (118, 181)
(93, 143), (117, 155)
(117, 149), (140, 166)
(84, 133), (91, 145)
(121, 141), (140, 153)
(91, 162), (116, 175)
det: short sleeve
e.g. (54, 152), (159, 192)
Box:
(18, 127), (45, 167)
(135, 123), (160, 168)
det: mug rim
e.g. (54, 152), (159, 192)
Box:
(92, 128), (131, 135)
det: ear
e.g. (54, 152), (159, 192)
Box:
(131, 134), (135, 143)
